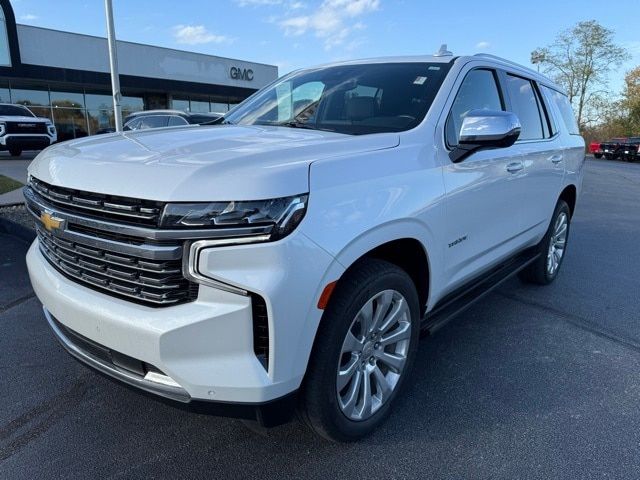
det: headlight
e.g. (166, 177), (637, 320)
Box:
(160, 194), (308, 241)
(47, 123), (56, 136)
(0, 122), (5, 136)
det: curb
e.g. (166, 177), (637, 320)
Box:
(0, 217), (36, 244)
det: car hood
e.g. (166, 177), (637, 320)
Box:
(0, 115), (50, 123)
(28, 125), (399, 201)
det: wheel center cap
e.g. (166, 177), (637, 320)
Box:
(363, 341), (374, 357)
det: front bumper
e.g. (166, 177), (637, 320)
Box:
(44, 307), (297, 426)
(27, 227), (342, 407)
(0, 134), (54, 149)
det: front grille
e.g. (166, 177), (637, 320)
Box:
(5, 121), (48, 134)
(37, 225), (198, 307)
(30, 178), (163, 227)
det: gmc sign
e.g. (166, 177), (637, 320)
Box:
(230, 67), (254, 81)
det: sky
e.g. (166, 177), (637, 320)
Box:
(8, 0), (640, 95)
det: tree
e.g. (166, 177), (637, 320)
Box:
(621, 66), (640, 133)
(532, 20), (628, 129)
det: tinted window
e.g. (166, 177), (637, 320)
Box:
(446, 69), (503, 147)
(128, 115), (169, 130)
(542, 86), (580, 135)
(0, 104), (35, 116)
(168, 115), (188, 126)
(505, 75), (544, 141)
(225, 62), (451, 135)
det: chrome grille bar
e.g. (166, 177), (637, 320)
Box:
(37, 227), (193, 306)
(30, 177), (160, 224)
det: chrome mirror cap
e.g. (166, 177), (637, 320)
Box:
(450, 110), (521, 163)
(459, 110), (521, 146)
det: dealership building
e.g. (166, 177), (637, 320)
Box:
(0, 0), (277, 139)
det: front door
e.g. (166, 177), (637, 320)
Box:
(437, 67), (528, 291)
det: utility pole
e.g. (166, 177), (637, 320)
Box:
(104, 0), (122, 132)
(530, 51), (545, 73)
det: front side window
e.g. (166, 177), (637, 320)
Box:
(446, 69), (503, 147)
(505, 75), (544, 141)
(0, 6), (11, 67)
(224, 62), (451, 135)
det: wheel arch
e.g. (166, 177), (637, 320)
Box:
(559, 184), (577, 217)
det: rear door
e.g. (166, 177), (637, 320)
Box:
(501, 73), (564, 242)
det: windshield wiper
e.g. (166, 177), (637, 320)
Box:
(277, 121), (320, 130)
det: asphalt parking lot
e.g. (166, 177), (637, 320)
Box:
(1, 157), (639, 479)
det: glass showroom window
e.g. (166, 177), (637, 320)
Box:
(172, 97), (190, 111)
(86, 93), (114, 134)
(11, 87), (52, 120)
(0, 6), (10, 66)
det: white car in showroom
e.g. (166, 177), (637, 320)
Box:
(24, 50), (584, 441)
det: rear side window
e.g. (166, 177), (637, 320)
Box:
(446, 69), (504, 147)
(504, 75), (545, 141)
(168, 115), (188, 126)
(542, 86), (580, 135)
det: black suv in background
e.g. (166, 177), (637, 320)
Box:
(619, 137), (640, 162)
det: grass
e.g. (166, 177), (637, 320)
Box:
(0, 175), (24, 195)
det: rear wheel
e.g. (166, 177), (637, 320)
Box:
(519, 200), (571, 285)
(8, 148), (22, 157)
(299, 259), (420, 442)
(593, 153), (603, 159)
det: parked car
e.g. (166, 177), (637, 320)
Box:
(619, 137), (640, 162)
(589, 141), (603, 159)
(0, 103), (57, 157)
(123, 110), (222, 131)
(600, 138), (627, 160)
(24, 51), (584, 441)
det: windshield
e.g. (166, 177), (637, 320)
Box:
(0, 104), (35, 117)
(224, 62), (451, 135)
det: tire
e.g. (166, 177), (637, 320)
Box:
(519, 200), (571, 285)
(9, 148), (22, 157)
(299, 258), (420, 442)
(594, 153), (603, 159)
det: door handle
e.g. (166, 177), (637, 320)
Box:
(506, 162), (524, 173)
(549, 154), (563, 164)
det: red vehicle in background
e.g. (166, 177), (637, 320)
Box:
(589, 141), (604, 158)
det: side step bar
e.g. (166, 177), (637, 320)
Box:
(421, 248), (540, 335)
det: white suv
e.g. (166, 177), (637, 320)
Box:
(25, 52), (584, 441)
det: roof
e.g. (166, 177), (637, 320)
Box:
(295, 53), (563, 94)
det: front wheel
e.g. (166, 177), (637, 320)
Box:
(299, 259), (420, 442)
(594, 153), (603, 159)
(519, 200), (571, 285)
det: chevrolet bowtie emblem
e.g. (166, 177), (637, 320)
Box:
(40, 212), (64, 232)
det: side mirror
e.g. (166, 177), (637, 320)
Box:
(449, 110), (521, 163)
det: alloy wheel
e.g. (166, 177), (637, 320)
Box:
(336, 290), (412, 421)
(547, 212), (568, 276)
